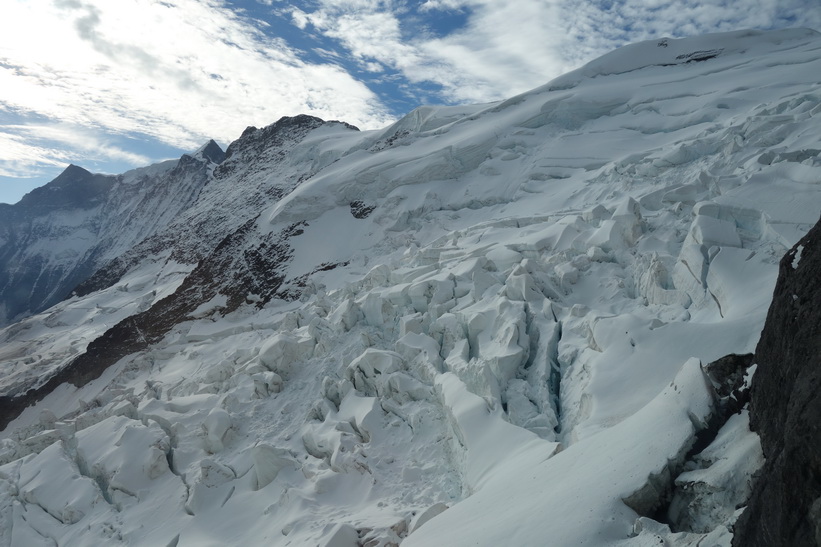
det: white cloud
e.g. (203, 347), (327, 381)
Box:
(296, 0), (821, 105)
(291, 7), (311, 29)
(418, 1), (571, 102)
(0, 0), (394, 183)
(0, 132), (71, 178)
(297, 0), (571, 103)
(419, 0), (471, 11)
(0, 122), (151, 180)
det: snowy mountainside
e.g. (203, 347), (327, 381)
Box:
(72, 115), (358, 296)
(1, 28), (821, 546)
(0, 141), (225, 327)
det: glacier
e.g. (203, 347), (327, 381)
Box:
(0, 28), (820, 546)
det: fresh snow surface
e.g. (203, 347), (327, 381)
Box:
(1, 28), (820, 546)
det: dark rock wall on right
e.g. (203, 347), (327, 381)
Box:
(734, 216), (821, 547)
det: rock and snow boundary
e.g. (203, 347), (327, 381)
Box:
(0, 28), (820, 546)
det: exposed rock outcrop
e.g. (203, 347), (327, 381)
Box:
(733, 216), (821, 547)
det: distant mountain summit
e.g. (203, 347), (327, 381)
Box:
(0, 142), (225, 325)
(193, 139), (227, 165)
(16, 164), (113, 211)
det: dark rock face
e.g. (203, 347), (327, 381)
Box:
(703, 353), (754, 416)
(218, 115), (331, 176)
(733, 216), (821, 547)
(197, 139), (227, 164)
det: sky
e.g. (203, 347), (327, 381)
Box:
(1, 0), (819, 204)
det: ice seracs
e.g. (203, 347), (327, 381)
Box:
(1, 27), (820, 546)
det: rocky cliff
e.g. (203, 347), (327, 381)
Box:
(734, 215), (821, 547)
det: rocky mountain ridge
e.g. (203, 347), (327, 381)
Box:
(733, 217), (821, 547)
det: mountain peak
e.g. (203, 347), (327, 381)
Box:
(55, 163), (93, 181)
(222, 114), (330, 162)
(17, 163), (111, 211)
(193, 139), (226, 165)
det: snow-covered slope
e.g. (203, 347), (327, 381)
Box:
(0, 141), (225, 326)
(1, 28), (820, 546)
